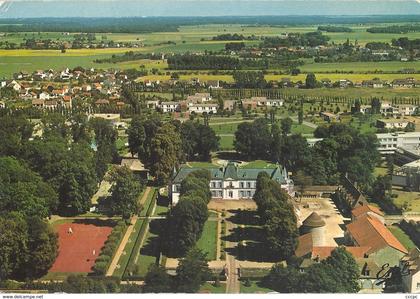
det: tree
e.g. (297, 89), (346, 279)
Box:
(175, 248), (211, 293)
(234, 118), (271, 160)
(22, 138), (98, 215)
(270, 122), (284, 163)
(0, 156), (58, 218)
(0, 115), (33, 157)
(0, 213), (28, 280)
(143, 264), (173, 293)
(180, 121), (219, 161)
(294, 170), (313, 197)
(90, 118), (118, 179)
(108, 166), (143, 219)
(280, 117), (293, 136)
(305, 73), (317, 89)
(22, 216), (58, 279)
(127, 115), (146, 157)
(150, 123), (182, 185)
(262, 264), (301, 293)
(265, 205), (299, 259)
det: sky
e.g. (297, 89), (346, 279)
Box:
(0, 0), (419, 18)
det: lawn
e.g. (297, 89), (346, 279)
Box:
(291, 123), (315, 135)
(132, 229), (159, 278)
(392, 187), (420, 213)
(113, 218), (145, 278)
(139, 189), (156, 217)
(240, 281), (274, 294)
(374, 166), (388, 178)
(210, 122), (239, 134)
(199, 282), (226, 294)
(388, 225), (416, 251)
(219, 135), (235, 151)
(196, 220), (218, 261)
(241, 160), (277, 169)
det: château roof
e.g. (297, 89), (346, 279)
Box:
(172, 161), (288, 184)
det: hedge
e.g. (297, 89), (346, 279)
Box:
(92, 220), (128, 275)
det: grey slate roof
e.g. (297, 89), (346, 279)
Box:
(172, 161), (288, 184)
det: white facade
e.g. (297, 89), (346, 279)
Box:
(160, 102), (180, 113)
(188, 104), (218, 114)
(170, 162), (294, 205)
(397, 105), (417, 116)
(377, 132), (420, 154)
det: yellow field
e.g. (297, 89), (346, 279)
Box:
(0, 47), (155, 57)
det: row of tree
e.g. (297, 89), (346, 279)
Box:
(163, 170), (211, 256)
(254, 172), (299, 260)
(235, 118), (380, 189)
(128, 115), (219, 184)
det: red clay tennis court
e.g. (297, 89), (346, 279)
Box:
(49, 221), (113, 273)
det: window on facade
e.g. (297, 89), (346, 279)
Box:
(247, 191), (251, 197)
(218, 191), (223, 197)
(212, 182), (216, 188)
(211, 191), (216, 197)
(239, 191), (243, 197)
(247, 182), (251, 188)
(229, 191), (233, 198)
(240, 182), (244, 188)
(417, 283), (420, 290)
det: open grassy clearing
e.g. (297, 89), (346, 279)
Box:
(219, 135), (235, 151)
(196, 220), (218, 261)
(132, 229), (159, 278)
(240, 281), (273, 294)
(242, 160), (277, 169)
(388, 225), (416, 251)
(392, 187), (420, 212)
(199, 282), (226, 293)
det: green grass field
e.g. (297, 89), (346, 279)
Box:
(219, 135), (235, 151)
(133, 229), (159, 278)
(196, 220), (218, 261)
(240, 281), (274, 294)
(241, 160), (277, 169)
(388, 225), (416, 251)
(199, 282), (226, 293)
(392, 187), (420, 212)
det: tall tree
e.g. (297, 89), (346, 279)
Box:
(305, 73), (317, 89)
(280, 117), (293, 136)
(90, 118), (118, 179)
(108, 166), (143, 219)
(143, 264), (173, 293)
(150, 123), (182, 185)
(175, 248), (211, 293)
(127, 115), (146, 157)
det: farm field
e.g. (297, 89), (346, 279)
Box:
(1, 24), (420, 79)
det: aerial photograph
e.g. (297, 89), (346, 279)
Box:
(0, 0), (420, 296)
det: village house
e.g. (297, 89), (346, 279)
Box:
(207, 80), (220, 89)
(397, 104), (418, 116)
(160, 102), (180, 113)
(188, 103), (218, 114)
(223, 100), (235, 111)
(170, 161), (293, 204)
(186, 93), (212, 103)
(376, 118), (414, 130)
(392, 78), (420, 89)
(319, 111), (340, 122)
(362, 79), (386, 89)
(32, 99), (45, 108)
